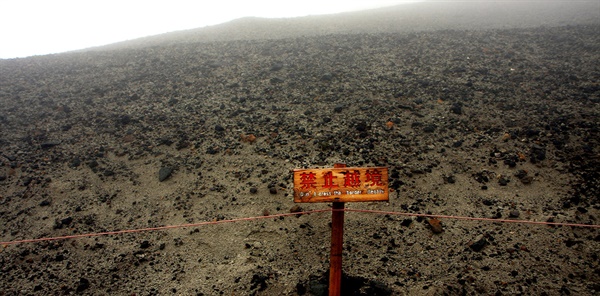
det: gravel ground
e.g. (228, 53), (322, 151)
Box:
(1, 3), (600, 296)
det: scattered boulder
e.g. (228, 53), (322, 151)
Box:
(158, 167), (173, 182)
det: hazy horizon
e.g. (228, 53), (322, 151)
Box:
(0, 0), (423, 59)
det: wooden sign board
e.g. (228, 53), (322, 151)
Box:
(293, 167), (389, 203)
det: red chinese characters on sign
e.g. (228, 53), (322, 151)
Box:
(323, 171), (339, 189)
(293, 167), (389, 203)
(366, 169), (384, 186)
(300, 172), (317, 189)
(343, 170), (361, 187)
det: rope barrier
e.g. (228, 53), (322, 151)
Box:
(1, 208), (597, 246)
(340, 209), (600, 229)
(0, 209), (330, 246)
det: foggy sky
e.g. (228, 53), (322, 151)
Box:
(0, 0), (422, 59)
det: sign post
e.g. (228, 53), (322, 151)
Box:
(293, 164), (389, 296)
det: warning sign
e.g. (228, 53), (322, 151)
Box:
(293, 167), (389, 203)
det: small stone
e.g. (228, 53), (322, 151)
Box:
(521, 176), (533, 184)
(320, 73), (333, 81)
(249, 187), (258, 194)
(269, 187), (277, 194)
(40, 142), (60, 149)
(76, 278), (90, 292)
(88, 160), (99, 169)
(270, 77), (284, 84)
(428, 218), (443, 234)
(400, 218), (413, 227)
(514, 169), (528, 179)
(70, 158), (82, 167)
(333, 104), (344, 113)
(470, 235), (487, 252)
(61, 217), (73, 226)
(158, 167), (173, 182)
(450, 102), (463, 115)
(215, 125), (225, 132)
(140, 240), (150, 249)
(270, 62), (283, 71)
(509, 210), (520, 218)
(445, 175), (456, 184)
(423, 124), (436, 133)
(290, 205), (303, 214)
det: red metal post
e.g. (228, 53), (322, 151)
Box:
(329, 163), (346, 296)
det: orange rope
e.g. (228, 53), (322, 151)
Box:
(1, 208), (598, 246)
(0, 209), (330, 246)
(340, 208), (600, 228)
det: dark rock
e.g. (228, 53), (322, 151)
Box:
(521, 176), (533, 184)
(88, 160), (99, 169)
(270, 62), (283, 71)
(119, 115), (131, 125)
(452, 140), (463, 148)
(320, 73), (333, 81)
(0, 174), (6, 182)
(215, 125), (225, 132)
(206, 146), (219, 154)
(333, 104), (344, 113)
(530, 144), (546, 162)
(269, 187), (277, 194)
(250, 187), (258, 194)
(70, 158), (81, 167)
(158, 167), (173, 182)
(140, 240), (150, 249)
(498, 177), (509, 186)
(482, 199), (494, 206)
(2, 154), (16, 161)
(22, 177), (33, 186)
(565, 239), (582, 248)
(270, 77), (284, 84)
(470, 235), (488, 252)
(509, 210), (520, 218)
(514, 169), (528, 179)
(423, 124), (436, 133)
(39, 200), (50, 206)
(355, 121), (368, 132)
(76, 278), (90, 292)
(40, 142), (60, 149)
(61, 217), (73, 226)
(400, 218), (412, 227)
(450, 102), (463, 115)
(504, 159), (517, 168)
(250, 273), (269, 291)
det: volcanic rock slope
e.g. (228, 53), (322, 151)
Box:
(1, 4), (600, 296)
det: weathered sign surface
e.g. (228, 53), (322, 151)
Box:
(293, 167), (389, 203)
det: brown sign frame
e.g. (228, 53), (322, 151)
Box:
(293, 167), (389, 203)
